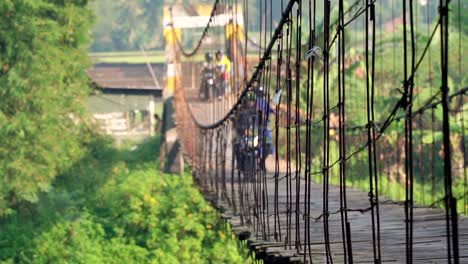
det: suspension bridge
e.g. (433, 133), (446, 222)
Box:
(160, 0), (467, 263)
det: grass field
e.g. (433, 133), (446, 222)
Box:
(89, 50), (261, 64)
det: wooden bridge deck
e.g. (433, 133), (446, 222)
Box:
(202, 176), (468, 263)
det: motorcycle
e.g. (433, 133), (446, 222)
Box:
(199, 64), (216, 101)
(234, 111), (261, 181)
(234, 95), (274, 180)
(235, 134), (259, 181)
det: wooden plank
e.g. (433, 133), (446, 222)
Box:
(199, 171), (468, 264)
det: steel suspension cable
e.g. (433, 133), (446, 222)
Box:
(439, 0), (460, 262)
(322, 1), (333, 262)
(169, 1), (220, 58)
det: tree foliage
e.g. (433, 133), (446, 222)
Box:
(91, 0), (165, 52)
(0, 0), (93, 215)
(0, 137), (248, 263)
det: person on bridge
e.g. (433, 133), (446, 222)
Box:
(200, 52), (216, 100)
(215, 50), (231, 99)
(233, 95), (257, 180)
(233, 89), (274, 176)
(255, 87), (275, 171)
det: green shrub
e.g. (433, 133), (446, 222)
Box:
(0, 137), (248, 263)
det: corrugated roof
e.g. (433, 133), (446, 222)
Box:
(88, 64), (164, 90)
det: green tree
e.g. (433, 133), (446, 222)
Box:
(91, 0), (165, 51)
(90, 0), (119, 51)
(0, 0), (93, 215)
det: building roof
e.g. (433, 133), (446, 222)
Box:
(88, 63), (164, 91)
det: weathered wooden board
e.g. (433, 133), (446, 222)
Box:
(199, 174), (468, 264)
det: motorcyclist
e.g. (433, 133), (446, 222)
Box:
(233, 88), (274, 178)
(234, 93), (257, 179)
(214, 50), (231, 98)
(255, 86), (275, 171)
(200, 52), (215, 100)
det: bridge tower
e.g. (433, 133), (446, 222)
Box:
(159, 4), (183, 174)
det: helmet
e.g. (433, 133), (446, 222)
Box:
(205, 52), (213, 62)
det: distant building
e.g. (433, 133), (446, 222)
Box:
(87, 63), (164, 142)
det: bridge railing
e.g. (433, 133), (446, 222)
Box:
(169, 0), (466, 263)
